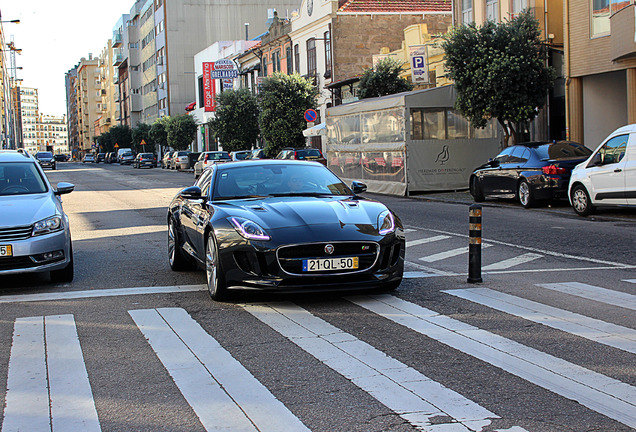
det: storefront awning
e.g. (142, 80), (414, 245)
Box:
(303, 122), (326, 137)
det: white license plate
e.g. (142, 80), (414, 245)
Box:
(303, 257), (359, 272)
(0, 245), (13, 257)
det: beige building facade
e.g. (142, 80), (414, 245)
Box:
(76, 55), (102, 152)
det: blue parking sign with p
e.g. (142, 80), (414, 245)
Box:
(412, 56), (425, 68)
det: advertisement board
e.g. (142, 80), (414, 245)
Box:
(203, 62), (216, 112)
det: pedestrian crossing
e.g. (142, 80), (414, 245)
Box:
(2, 281), (635, 431)
(403, 226), (635, 277)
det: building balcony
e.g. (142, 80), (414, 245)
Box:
(113, 49), (124, 66)
(611, 4), (636, 62)
(112, 32), (123, 47)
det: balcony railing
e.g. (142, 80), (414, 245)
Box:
(112, 32), (123, 47)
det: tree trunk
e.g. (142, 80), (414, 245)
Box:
(498, 119), (518, 147)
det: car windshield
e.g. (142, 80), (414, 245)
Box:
(36, 152), (53, 159)
(213, 163), (352, 200)
(535, 141), (592, 160)
(0, 162), (48, 196)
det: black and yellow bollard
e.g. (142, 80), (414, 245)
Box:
(468, 204), (483, 283)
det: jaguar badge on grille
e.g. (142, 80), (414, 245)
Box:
(324, 244), (334, 255)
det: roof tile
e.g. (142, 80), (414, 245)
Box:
(339, 0), (451, 13)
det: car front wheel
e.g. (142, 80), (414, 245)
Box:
(571, 185), (595, 216)
(206, 235), (227, 301)
(470, 176), (485, 202)
(518, 180), (535, 208)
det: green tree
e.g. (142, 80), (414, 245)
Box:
(357, 57), (413, 100)
(257, 72), (318, 157)
(150, 116), (170, 152)
(166, 115), (197, 150)
(208, 89), (259, 152)
(109, 124), (133, 150)
(441, 11), (555, 146)
(96, 131), (114, 153)
(132, 123), (152, 153)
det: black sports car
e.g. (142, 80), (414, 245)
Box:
(167, 160), (404, 300)
(469, 141), (592, 208)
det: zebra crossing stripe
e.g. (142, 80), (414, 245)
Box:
(2, 315), (101, 432)
(444, 288), (636, 354)
(243, 301), (500, 432)
(537, 282), (636, 311)
(406, 235), (451, 248)
(625, 280), (636, 284)
(129, 308), (309, 432)
(347, 294), (636, 429)
(420, 244), (492, 263)
(481, 253), (543, 271)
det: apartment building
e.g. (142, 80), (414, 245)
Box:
(566, 0), (636, 148)
(95, 41), (118, 137)
(19, 87), (39, 153)
(36, 114), (68, 154)
(65, 66), (80, 155)
(76, 55), (102, 152)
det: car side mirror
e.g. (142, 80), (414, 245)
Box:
(351, 181), (367, 194)
(54, 182), (75, 196)
(179, 186), (202, 200)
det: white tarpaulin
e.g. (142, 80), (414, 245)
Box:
(303, 122), (327, 137)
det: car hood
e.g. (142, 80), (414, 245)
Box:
(0, 194), (60, 228)
(217, 196), (388, 231)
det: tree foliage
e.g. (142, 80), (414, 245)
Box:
(109, 124), (133, 150)
(97, 131), (114, 152)
(357, 57), (413, 100)
(166, 114), (197, 150)
(150, 116), (170, 151)
(257, 73), (318, 157)
(441, 11), (555, 146)
(132, 123), (152, 153)
(208, 89), (259, 152)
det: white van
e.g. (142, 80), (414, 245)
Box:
(568, 124), (636, 216)
(116, 148), (132, 163)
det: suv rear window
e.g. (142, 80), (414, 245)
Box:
(178, 151), (190, 156)
(296, 149), (321, 158)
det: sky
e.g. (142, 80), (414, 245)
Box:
(2, 0), (136, 116)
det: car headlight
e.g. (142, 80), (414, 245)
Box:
(33, 216), (63, 236)
(378, 210), (395, 235)
(228, 217), (270, 241)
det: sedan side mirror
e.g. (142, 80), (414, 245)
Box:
(54, 182), (75, 196)
(179, 186), (202, 200)
(351, 181), (367, 194)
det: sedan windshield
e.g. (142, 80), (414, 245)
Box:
(0, 162), (48, 196)
(213, 164), (352, 200)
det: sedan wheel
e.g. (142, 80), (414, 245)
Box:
(168, 218), (189, 271)
(571, 185), (595, 216)
(518, 180), (535, 208)
(206, 236), (227, 301)
(471, 176), (485, 202)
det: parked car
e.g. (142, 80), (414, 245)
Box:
(245, 148), (267, 160)
(54, 154), (69, 162)
(193, 151), (231, 178)
(104, 152), (115, 163)
(133, 152), (157, 168)
(96, 153), (106, 163)
(167, 160), (404, 300)
(469, 141), (592, 208)
(569, 124), (636, 216)
(275, 147), (327, 165)
(116, 148), (133, 163)
(171, 150), (192, 170)
(161, 152), (173, 169)
(35, 151), (56, 170)
(0, 150), (75, 282)
(230, 150), (252, 161)
(82, 153), (96, 163)
(119, 152), (135, 165)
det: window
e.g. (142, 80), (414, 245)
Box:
(286, 46), (293, 74)
(294, 44), (300, 74)
(272, 50), (281, 73)
(306, 39), (316, 77)
(462, 0), (473, 24)
(512, 0), (527, 15)
(486, 0), (498, 22)
(324, 31), (332, 77)
(591, 0), (610, 37)
(611, 0), (630, 14)
(598, 134), (628, 165)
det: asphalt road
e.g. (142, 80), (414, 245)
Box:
(0, 162), (634, 432)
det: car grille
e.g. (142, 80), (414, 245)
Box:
(0, 225), (33, 242)
(277, 242), (379, 275)
(0, 256), (37, 270)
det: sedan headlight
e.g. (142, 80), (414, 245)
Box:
(33, 216), (63, 236)
(378, 210), (395, 235)
(228, 217), (270, 241)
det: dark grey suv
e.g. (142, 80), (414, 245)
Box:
(35, 151), (56, 170)
(0, 150), (75, 282)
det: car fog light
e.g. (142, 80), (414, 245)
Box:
(32, 250), (65, 263)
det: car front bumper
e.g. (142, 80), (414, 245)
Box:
(0, 229), (72, 275)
